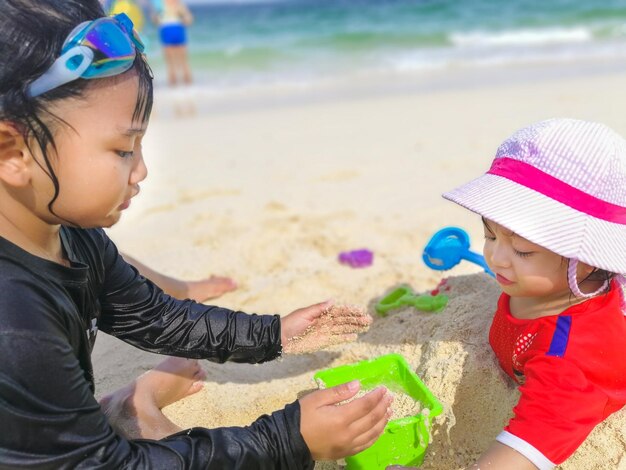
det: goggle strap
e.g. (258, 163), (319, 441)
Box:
(28, 46), (94, 98)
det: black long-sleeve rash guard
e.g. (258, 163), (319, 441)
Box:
(0, 227), (314, 469)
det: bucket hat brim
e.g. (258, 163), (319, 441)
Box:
(443, 173), (626, 274)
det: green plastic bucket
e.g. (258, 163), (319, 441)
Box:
(314, 353), (443, 469)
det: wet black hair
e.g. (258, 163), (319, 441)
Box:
(0, 0), (153, 218)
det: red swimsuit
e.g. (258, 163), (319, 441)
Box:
(489, 283), (626, 468)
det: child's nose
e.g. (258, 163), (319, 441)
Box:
(487, 242), (511, 268)
(130, 151), (148, 184)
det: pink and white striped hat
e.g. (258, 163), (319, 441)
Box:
(443, 118), (626, 276)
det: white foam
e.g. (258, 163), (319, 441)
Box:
(385, 37), (626, 74)
(450, 26), (593, 48)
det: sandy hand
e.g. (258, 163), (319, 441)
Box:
(299, 381), (392, 460)
(282, 301), (372, 354)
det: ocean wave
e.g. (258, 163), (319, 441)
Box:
(386, 39), (626, 73)
(450, 27), (593, 48)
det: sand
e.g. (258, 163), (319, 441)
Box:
(93, 61), (626, 469)
(336, 388), (425, 420)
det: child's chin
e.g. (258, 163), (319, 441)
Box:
(96, 213), (123, 229)
(500, 285), (520, 296)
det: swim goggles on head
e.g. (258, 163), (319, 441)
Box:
(27, 13), (145, 98)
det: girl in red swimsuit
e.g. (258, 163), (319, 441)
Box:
(444, 118), (626, 469)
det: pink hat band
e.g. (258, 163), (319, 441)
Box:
(488, 157), (626, 225)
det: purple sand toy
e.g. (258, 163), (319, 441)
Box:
(338, 249), (374, 268)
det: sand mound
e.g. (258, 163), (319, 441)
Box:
(163, 274), (626, 469)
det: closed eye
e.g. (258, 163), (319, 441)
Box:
(513, 248), (533, 258)
(116, 150), (134, 159)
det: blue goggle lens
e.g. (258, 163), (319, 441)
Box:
(63, 13), (144, 78)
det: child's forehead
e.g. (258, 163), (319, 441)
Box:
(54, 74), (144, 130)
(482, 218), (519, 239)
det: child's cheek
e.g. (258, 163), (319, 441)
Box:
(483, 243), (494, 269)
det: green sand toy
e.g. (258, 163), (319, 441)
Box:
(375, 285), (448, 316)
(314, 354), (443, 470)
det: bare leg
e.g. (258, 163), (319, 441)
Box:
(175, 46), (193, 85)
(121, 252), (237, 302)
(171, 46), (196, 115)
(100, 357), (207, 440)
(163, 46), (178, 86)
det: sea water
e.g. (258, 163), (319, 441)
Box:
(138, 0), (626, 92)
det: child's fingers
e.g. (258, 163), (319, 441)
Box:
(315, 315), (372, 331)
(299, 299), (334, 319)
(337, 387), (388, 422)
(349, 406), (391, 452)
(347, 389), (392, 436)
(314, 380), (361, 406)
(325, 314), (372, 326)
(286, 332), (359, 354)
(332, 317), (373, 328)
(328, 305), (366, 317)
(327, 324), (369, 335)
(326, 333), (359, 345)
(325, 318), (371, 333)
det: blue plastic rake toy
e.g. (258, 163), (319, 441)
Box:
(422, 227), (494, 277)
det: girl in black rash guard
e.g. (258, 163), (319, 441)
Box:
(0, 1), (393, 468)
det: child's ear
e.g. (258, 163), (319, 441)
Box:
(0, 121), (32, 187)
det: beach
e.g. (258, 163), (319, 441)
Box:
(94, 62), (626, 469)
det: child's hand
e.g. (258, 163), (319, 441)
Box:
(299, 381), (392, 460)
(281, 300), (372, 354)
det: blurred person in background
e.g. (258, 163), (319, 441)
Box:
(152, 0), (194, 86)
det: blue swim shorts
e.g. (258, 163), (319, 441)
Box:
(159, 23), (187, 46)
